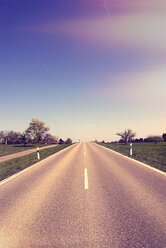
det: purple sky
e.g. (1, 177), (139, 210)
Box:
(0, 0), (166, 141)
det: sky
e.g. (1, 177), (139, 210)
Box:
(0, 0), (166, 142)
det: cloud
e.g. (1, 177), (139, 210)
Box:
(82, 0), (166, 12)
(25, 12), (166, 52)
(92, 65), (166, 104)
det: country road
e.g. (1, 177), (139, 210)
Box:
(0, 142), (165, 248)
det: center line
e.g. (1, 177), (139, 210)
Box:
(84, 168), (89, 190)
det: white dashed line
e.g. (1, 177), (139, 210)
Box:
(84, 168), (89, 190)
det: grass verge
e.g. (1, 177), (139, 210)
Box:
(0, 144), (72, 181)
(98, 142), (166, 173)
(0, 144), (53, 157)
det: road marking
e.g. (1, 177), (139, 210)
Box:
(84, 168), (89, 190)
(94, 143), (166, 177)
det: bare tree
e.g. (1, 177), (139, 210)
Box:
(116, 129), (136, 144)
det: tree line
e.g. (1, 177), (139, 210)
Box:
(116, 129), (166, 144)
(100, 129), (166, 144)
(0, 119), (72, 146)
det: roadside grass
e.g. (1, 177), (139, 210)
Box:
(0, 144), (56, 157)
(0, 144), (72, 181)
(98, 142), (166, 172)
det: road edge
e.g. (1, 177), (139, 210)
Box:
(94, 143), (166, 177)
(0, 143), (77, 187)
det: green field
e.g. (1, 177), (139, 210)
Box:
(0, 144), (56, 157)
(0, 144), (72, 181)
(98, 142), (166, 172)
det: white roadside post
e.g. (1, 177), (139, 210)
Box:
(37, 147), (40, 160)
(130, 143), (132, 156)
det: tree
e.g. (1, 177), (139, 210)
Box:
(133, 138), (144, 143)
(43, 133), (58, 144)
(116, 129), (136, 144)
(26, 119), (49, 145)
(0, 131), (5, 144)
(59, 138), (65, 144)
(146, 135), (163, 144)
(119, 139), (125, 143)
(0, 131), (20, 145)
(7, 131), (20, 144)
(3, 131), (9, 145)
(19, 132), (28, 146)
(162, 133), (166, 142)
(65, 138), (72, 144)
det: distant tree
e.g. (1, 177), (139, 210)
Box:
(3, 131), (9, 145)
(133, 138), (144, 143)
(0, 131), (5, 144)
(162, 133), (166, 142)
(59, 138), (65, 144)
(65, 138), (72, 144)
(19, 132), (28, 146)
(24, 131), (33, 144)
(116, 129), (136, 144)
(26, 119), (49, 145)
(43, 133), (58, 144)
(7, 131), (20, 144)
(146, 135), (163, 144)
(0, 131), (20, 145)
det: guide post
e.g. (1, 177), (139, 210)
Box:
(37, 147), (40, 160)
(130, 143), (132, 156)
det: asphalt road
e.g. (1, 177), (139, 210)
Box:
(0, 142), (165, 248)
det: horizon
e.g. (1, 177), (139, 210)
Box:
(0, 120), (164, 143)
(1, 0), (166, 142)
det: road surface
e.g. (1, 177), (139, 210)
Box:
(0, 145), (58, 163)
(0, 142), (165, 248)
